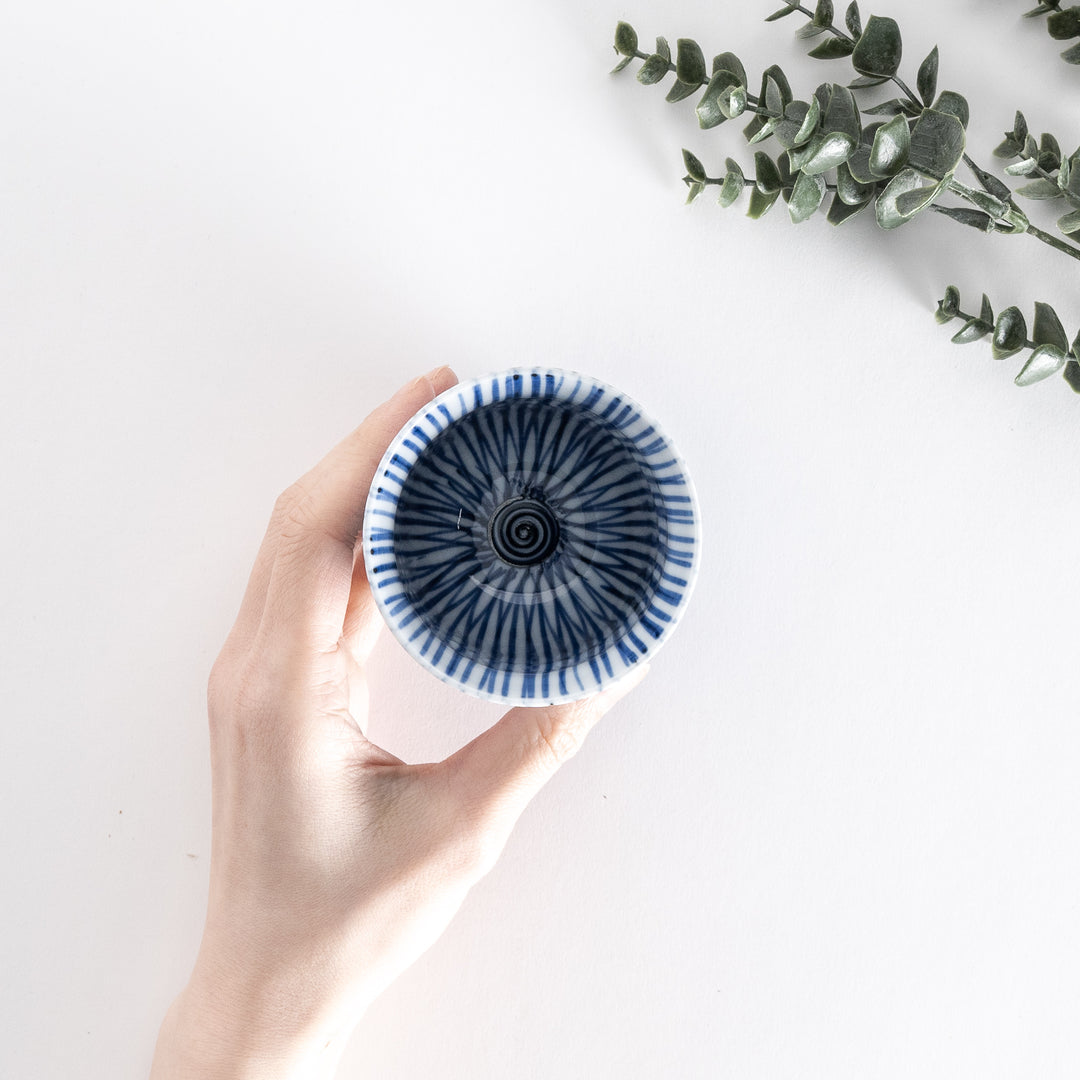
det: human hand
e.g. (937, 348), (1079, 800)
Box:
(150, 367), (649, 1079)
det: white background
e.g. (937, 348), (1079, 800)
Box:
(3, 1), (1079, 1076)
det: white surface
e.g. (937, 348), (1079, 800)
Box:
(2, 1), (1079, 1077)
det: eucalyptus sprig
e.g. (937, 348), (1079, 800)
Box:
(936, 286), (1080, 391)
(994, 110), (1080, 242)
(1023, 2), (1080, 65)
(613, 6), (1080, 395)
(611, 6), (1080, 263)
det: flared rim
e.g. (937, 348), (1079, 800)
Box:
(362, 368), (701, 705)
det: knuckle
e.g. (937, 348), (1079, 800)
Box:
(206, 647), (275, 733)
(276, 482), (322, 543)
(532, 706), (586, 771)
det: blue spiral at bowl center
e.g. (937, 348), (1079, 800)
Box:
(487, 495), (560, 567)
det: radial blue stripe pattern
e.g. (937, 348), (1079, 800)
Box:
(363, 369), (701, 705)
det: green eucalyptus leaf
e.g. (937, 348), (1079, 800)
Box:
(763, 65), (793, 110)
(719, 158), (745, 207)
(907, 108), (966, 181)
(747, 117), (778, 145)
(765, 2), (800, 21)
(876, 167), (941, 228)
(995, 136), (1023, 159)
(685, 181), (705, 204)
(1065, 360), (1080, 393)
(776, 153), (794, 192)
(1047, 7), (1080, 37)
(1015, 345), (1067, 386)
(656, 37), (671, 63)
(1014, 111), (1029, 146)
(1059, 154), (1071, 191)
(800, 131), (857, 175)
(808, 37), (856, 59)
(869, 114), (911, 177)
(611, 55), (633, 74)
(991, 307), (1028, 360)
(1004, 157), (1039, 177)
(1062, 42), (1080, 63)
(743, 113), (768, 143)
(712, 51), (746, 86)
(682, 149), (707, 183)
(787, 139), (817, 174)
(894, 183), (945, 216)
(773, 101), (809, 149)
(1058, 208), (1080, 235)
(846, 144), (878, 184)
(836, 161), (875, 204)
(1033, 301), (1070, 351)
(845, 1), (862, 38)
(1067, 152), (1080, 195)
(747, 185), (780, 218)
(1016, 178), (1064, 199)
(859, 121), (882, 146)
(1038, 133), (1062, 171)
(696, 71), (738, 128)
(951, 318), (992, 345)
(789, 170), (828, 222)
(615, 22), (639, 57)
(969, 190), (1008, 217)
(754, 151), (783, 194)
(917, 47), (939, 107)
(823, 83), (861, 142)
(827, 191), (870, 224)
(676, 39), (707, 85)
(863, 99), (907, 118)
(795, 95), (822, 146)
(980, 294), (994, 326)
(723, 84), (748, 119)
(933, 91), (970, 130)
(637, 54), (670, 85)
(932, 205), (995, 231)
(936, 285), (961, 323)
(765, 74), (787, 115)
(797, 23), (828, 40)
(666, 78), (700, 103)
(848, 75), (889, 88)
(852, 15), (903, 78)
(813, 0), (835, 27)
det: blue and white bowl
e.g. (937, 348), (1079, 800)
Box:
(362, 368), (700, 705)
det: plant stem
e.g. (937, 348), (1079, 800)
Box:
(957, 152), (1080, 262)
(1026, 223), (1080, 261)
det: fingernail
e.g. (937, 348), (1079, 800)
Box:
(422, 365), (456, 396)
(393, 366), (456, 404)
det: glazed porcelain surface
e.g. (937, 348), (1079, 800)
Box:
(362, 368), (701, 704)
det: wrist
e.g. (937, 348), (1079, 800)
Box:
(150, 960), (351, 1080)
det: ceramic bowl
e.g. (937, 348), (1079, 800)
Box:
(362, 368), (700, 705)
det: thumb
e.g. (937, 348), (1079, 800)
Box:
(446, 664), (650, 826)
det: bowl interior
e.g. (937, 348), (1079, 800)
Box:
(391, 394), (667, 672)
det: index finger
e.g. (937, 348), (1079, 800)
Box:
(251, 366), (458, 657)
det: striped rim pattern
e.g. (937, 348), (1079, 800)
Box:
(362, 369), (700, 705)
